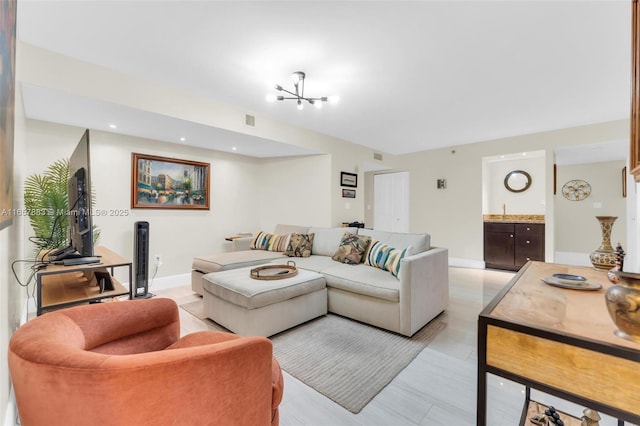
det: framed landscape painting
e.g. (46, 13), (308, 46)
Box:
(0, 0), (16, 230)
(131, 153), (210, 210)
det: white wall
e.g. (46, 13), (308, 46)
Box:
(2, 34), (26, 424)
(555, 160), (627, 265)
(382, 120), (628, 266)
(257, 154), (332, 230)
(21, 121), (311, 280)
(18, 42), (378, 228)
(0, 229), (9, 425)
(483, 153), (546, 215)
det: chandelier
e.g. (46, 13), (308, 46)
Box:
(266, 71), (337, 110)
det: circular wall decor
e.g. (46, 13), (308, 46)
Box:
(504, 170), (532, 193)
(562, 179), (591, 201)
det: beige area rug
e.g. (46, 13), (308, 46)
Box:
(180, 300), (446, 414)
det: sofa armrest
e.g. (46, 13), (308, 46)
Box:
(232, 237), (253, 251)
(397, 247), (449, 336)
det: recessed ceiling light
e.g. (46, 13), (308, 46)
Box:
(180, 137), (186, 142)
(231, 147), (237, 151)
(108, 124), (117, 129)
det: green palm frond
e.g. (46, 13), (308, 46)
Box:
(24, 159), (71, 250)
(24, 158), (101, 253)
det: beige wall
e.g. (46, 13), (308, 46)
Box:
(555, 160), (627, 259)
(20, 121), (278, 279)
(372, 120), (628, 266)
(257, 154), (332, 230)
(18, 42), (379, 228)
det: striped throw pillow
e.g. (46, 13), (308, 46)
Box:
(250, 231), (291, 252)
(365, 240), (410, 278)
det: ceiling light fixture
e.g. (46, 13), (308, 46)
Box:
(266, 71), (337, 110)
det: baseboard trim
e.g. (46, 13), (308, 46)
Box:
(449, 257), (485, 269)
(147, 273), (190, 292)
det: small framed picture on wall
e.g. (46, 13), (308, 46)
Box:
(341, 172), (357, 188)
(342, 188), (356, 198)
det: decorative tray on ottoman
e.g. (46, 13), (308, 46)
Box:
(250, 261), (298, 280)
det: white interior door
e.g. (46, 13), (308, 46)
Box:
(373, 171), (409, 232)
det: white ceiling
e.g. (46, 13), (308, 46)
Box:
(16, 1), (632, 158)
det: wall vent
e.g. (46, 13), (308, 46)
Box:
(373, 152), (383, 161)
(245, 114), (255, 127)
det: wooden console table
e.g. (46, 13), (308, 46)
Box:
(36, 246), (132, 315)
(477, 261), (640, 425)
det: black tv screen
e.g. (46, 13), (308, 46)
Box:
(67, 129), (93, 257)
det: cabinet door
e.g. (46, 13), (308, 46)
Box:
(515, 224), (545, 267)
(484, 230), (515, 268)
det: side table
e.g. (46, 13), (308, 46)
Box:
(477, 261), (640, 425)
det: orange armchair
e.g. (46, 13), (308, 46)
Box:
(8, 298), (284, 426)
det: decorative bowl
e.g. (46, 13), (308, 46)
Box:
(552, 273), (587, 286)
(605, 270), (640, 342)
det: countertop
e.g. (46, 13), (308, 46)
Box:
(483, 214), (545, 224)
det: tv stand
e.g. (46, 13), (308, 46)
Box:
(36, 246), (132, 315)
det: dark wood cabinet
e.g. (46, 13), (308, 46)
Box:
(484, 222), (544, 271)
(484, 223), (515, 269)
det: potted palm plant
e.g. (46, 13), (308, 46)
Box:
(23, 159), (71, 251)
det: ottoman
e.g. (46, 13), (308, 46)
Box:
(202, 266), (327, 337)
(191, 250), (286, 295)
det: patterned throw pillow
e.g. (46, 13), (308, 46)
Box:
(365, 240), (411, 277)
(332, 232), (372, 264)
(285, 233), (315, 257)
(250, 231), (291, 252)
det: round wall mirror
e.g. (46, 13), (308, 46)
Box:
(504, 170), (532, 193)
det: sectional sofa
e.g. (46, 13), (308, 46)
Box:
(192, 225), (449, 337)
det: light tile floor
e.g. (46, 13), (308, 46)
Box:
(155, 267), (633, 426)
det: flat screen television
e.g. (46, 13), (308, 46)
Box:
(67, 129), (94, 258)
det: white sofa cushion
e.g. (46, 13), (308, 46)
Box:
(321, 263), (400, 302)
(270, 255), (336, 273)
(192, 250), (285, 274)
(357, 229), (429, 255)
(270, 255), (400, 302)
(309, 227), (358, 256)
